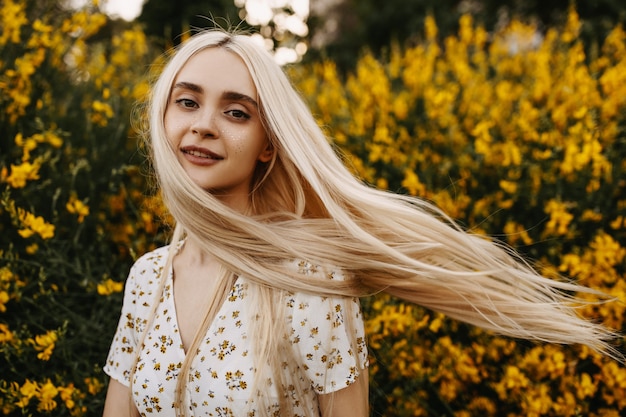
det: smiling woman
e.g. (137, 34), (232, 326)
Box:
(103, 33), (369, 417)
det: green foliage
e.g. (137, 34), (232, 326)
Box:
(0, 1), (165, 414)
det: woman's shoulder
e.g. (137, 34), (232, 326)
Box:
(131, 245), (171, 270)
(119, 245), (175, 313)
(126, 245), (173, 288)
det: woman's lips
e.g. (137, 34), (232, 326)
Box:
(180, 145), (224, 165)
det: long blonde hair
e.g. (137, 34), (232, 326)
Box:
(135, 29), (621, 416)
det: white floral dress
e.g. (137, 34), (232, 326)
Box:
(104, 246), (368, 416)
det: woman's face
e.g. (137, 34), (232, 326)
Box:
(164, 47), (272, 211)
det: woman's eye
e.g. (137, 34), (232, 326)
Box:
(226, 109), (250, 120)
(175, 98), (197, 108)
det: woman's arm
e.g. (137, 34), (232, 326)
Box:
(102, 378), (139, 417)
(318, 371), (369, 417)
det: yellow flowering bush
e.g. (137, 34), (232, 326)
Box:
(0, 1), (164, 415)
(291, 7), (626, 416)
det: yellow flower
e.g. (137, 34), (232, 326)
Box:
(401, 169), (426, 197)
(375, 177), (388, 190)
(28, 331), (58, 361)
(559, 253), (587, 277)
(37, 380), (58, 412)
(432, 190), (471, 219)
(132, 80), (151, 101)
(543, 199), (574, 236)
(424, 14), (438, 41)
(25, 243), (39, 254)
(4, 161), (40, 188)
(582, 209), (603, 222)
(91, 100), (114, 126)
(62, 10), (107, 38)
(553, 391), (577, 416)
(458, 14), (474, 45)
(16, 379), (38, 408)
(392, 92), (410, 120)
(495, 365), (530, 399)
(17, 208), (55, 240)
(97, 278), (124, 296)
(14, 133), (38, 161)
(0, 323), (14, 343)
(43, 131), (63, 148)
(523, 383), (553, 415)
(598, 362), (626, 408)
(58, 384), (77, 409)
(0, 267), (13, 282)
(576, 373), (597, 399)
(472, 120), (494, 158)
(500, 141), (522, 166)
(66, 195), (90, 223)
(0, 0), (28, 45)
(561, 6), (581, 43)
(84, 377), (104, 395)
(503, 221), (533, 246)
(468, 396), (496, 414)
(499, 179), (517, 194)
(0, 291), (9, 313)
(589, 232), (625, 269)
(429, 315), (443, 333)
(610, 215), (626, 230)
(91, 100), (113, 116)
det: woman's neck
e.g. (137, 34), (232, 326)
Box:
(178, 236), (214, 267)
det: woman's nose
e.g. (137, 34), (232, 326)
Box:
(191, 111), (219, 138)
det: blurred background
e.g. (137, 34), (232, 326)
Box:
(77, 0), (626, 65)
(1, 0), (625, 415)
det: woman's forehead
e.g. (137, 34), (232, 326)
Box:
(173, 48), (258, 99)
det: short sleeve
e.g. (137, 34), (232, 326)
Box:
(285, 262), (368, 394)
(103, 247), (168, 386)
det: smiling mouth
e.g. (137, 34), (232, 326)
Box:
(182, 147), (224, 160)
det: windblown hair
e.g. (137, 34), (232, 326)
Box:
(134, 29), (621, 416)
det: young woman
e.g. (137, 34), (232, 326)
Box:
(103, 30), (620, 417)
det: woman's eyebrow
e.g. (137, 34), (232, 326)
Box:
(172, 81), (203, 93)
(222, 91), (258, 108)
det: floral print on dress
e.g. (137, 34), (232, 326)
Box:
(104, 246), (368, 416)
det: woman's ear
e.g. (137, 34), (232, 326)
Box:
(258, 143), (274, 163)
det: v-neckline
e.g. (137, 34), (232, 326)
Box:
(166, 264), (240, 357)
(165, 267), (188, 357)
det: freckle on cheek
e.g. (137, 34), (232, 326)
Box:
(225, 130), (246, 153)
